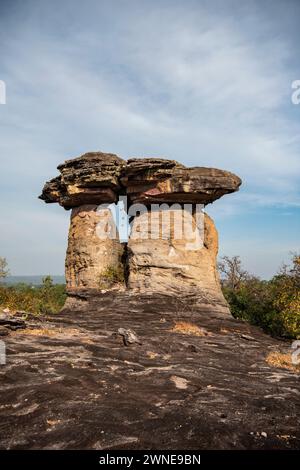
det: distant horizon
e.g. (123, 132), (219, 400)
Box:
(6, 274), (65, 277)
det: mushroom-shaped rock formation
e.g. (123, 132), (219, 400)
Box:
(40, 152), (241, 312)
(40, 152), (126, 289)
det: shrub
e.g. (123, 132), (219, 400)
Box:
(0, 276), (66, 316)
(98, 264), (125, 289)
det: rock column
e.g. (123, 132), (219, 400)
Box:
(40, 152), (125, 290)
(127, 210), (225, 305)
(122, 158), (241, 308)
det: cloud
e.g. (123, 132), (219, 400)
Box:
(0, 0), (299, 275)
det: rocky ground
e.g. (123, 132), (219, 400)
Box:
(0, 291), (299, 450)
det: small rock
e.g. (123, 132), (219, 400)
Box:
(3, 308), (10, 314)
(118, 328), (142, 346)
(261, 432), (268, 438)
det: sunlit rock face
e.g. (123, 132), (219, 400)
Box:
(65, 205), (123, 290)
(127, 209), (227, 310)
(40, 151), (241, 306)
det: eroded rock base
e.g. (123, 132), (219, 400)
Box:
(0, 292), (299, 450)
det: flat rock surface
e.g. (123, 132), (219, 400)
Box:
(0, 292), (299, 450)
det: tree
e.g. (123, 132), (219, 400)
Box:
(290, 253), (300, 287)
(219, 253), (300, 338)
(271, 252), (300, 338)
(218, 255), (249, 290)
(0, 257), (9, 281)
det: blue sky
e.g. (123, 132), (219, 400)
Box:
(0, 0), (299, 278)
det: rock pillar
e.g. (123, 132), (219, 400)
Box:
(127, 207), (226, 307)
(65, 205), (123, 289)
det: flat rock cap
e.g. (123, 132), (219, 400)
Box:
(39, 153), (241, 208)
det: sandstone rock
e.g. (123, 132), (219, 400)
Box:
(39, 152), (241, 301)
(57, 151), (124, 189)
(0, 327), (9, 336)
(117, 327), (142, 346)
(65, 204), (124, 289)
(39, 152), (125, 209)
(122, 158), (241, 205)
(127, 209), (228, 311)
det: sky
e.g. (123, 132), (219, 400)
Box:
(0, 0), (299, 278)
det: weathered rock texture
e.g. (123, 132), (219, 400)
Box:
(127, 211), (226, 309)
(65, 205), (123, 289)
(40, 152), (241, 302)
(122, 158), (242, 205)
(0, 293), (299, 450)
(40, 152), (125, 209)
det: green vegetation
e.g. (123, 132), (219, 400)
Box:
(0, 257), (9, 280)
(98, 264), (125, 289)
(219, 254), (300, 339)
(0, 266), (66, 316)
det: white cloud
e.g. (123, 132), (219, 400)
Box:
(0, 0), (299, 275)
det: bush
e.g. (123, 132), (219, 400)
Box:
(98, 265), (125, 289)
(0, 276), (66, 316)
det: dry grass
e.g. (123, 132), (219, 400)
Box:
(266, 351), (300, 373)
(16, 327), (81, 337)
(171, 321), (210, 337)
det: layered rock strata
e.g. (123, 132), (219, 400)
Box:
(127, 211), (225, 306)
(65, 205), (123, 289)
(40, 151), (241, 309)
